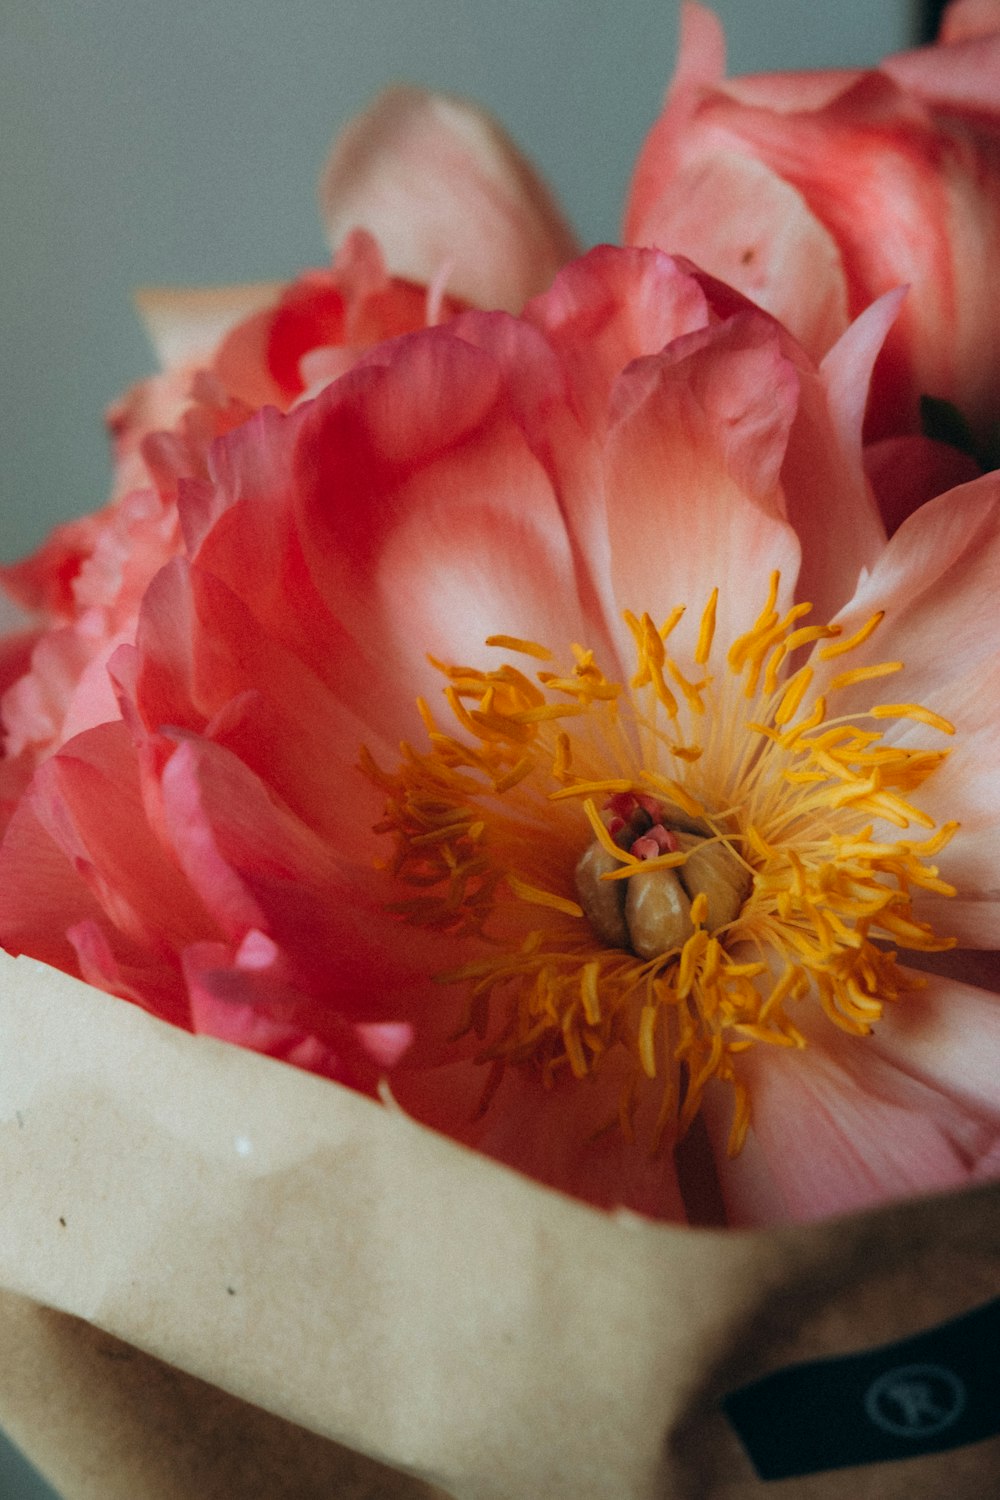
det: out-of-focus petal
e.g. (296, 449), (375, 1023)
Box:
(865, 434), (982, 535)
(320, 86), (579, 313)
(133, 283), (282, 371)
(938, 0), (1000, 43)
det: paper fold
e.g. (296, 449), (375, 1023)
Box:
(2, 951), (999, 1499)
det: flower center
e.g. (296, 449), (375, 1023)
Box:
(362, 575), (957, 1154)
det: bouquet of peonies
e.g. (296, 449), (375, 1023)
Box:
(1, 3), (999, 1495)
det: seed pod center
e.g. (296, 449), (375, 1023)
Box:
(574, 795), (750, 959)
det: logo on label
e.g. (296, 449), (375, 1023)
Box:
(864, 1363), (967, 1439)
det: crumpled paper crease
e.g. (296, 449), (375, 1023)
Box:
(2, 951), (999, 1499)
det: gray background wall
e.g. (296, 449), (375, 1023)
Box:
(1, 1), (914, 1495)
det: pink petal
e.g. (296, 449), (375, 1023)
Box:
(394, 1051), (688, 1221)
(133, 283), (282, 371)
(320, 87), (579, 313)
(775, 296), (893, 620)
(525, 247), (711, 431)
(601, 313), (802, 660)
(158, 737), (447, 1021)
(883, 19), (1000, 111)
(25, 724), (210, 957)
(631, 151), (851, 364)
(865, 434), (982, 535)
(937, 0), (1000, 43)
(813, 477), (1000, 945)
(707, 969), (1000, 1225)
(290, 331), (598, 682)
(624, 1), (726, 244)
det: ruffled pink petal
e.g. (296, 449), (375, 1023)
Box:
(290, 331), (598, 682)
(524, 247), (711, 430)
(157, 737), (447, 1022)
(183, 930), (413, 1088)
(66, 917), (190, 1026)
(0, 735), (198, 1029)
(320, 86), (579, 313)
(0, 795), (116, 975)
(130, 560), (394, 853)
(601, 313), (802, 659)
(24, 724), (211, 957)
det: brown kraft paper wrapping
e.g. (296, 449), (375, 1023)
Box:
(1, 950), (999, 1499)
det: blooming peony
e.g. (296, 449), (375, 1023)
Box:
(1, 245), (996, 1228)
(625, 2), (1000, 478)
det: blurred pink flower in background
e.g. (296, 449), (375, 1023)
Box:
(626, 1), (1000, 517)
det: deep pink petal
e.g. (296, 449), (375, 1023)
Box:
(158, 738), (448, 1022)
(865, 434), (982, 535)
(394, 1050), (688, 1221)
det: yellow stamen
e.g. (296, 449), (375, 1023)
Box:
(818, 611), (884, 659)
(827, 660), (903, 692)
(484, 634), (555, 661)
(506, 876), (584, 919)
(364, 575), (957, 1163)
(695, 588), (718, 665)
(871, 703), (955, 735)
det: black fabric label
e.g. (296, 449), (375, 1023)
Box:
(722, 1295), (1000, 1480)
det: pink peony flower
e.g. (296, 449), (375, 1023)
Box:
(0, 90), (578, 825)
(625, 2), (1000, 472)
(1, 246), (995, 1228)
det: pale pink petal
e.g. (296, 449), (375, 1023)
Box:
(631, 151), (851, 364)
(813, 478), (1000, 944)
(706, 971), (1000, 1225)
(133, 283), (282, 371)
(320, 87), (579, 314)
(883, 23), (1000, 112)
(776, 295), (894, 619)
(819, 475), (1000, 709)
